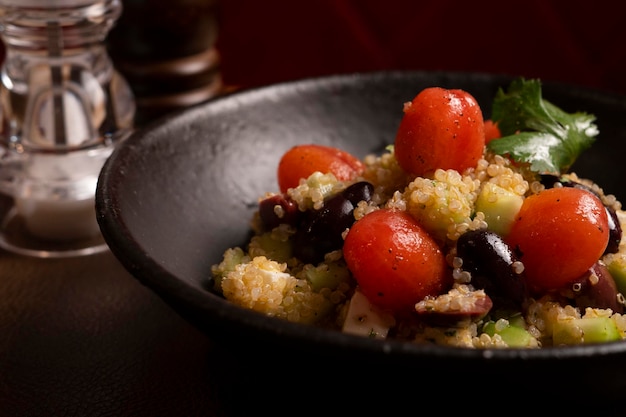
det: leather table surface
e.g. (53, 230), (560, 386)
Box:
(0, 244), (227, 417)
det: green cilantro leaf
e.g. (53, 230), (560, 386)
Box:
(487, 78), (598, 175)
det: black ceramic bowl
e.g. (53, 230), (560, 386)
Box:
(96, 71), (626, 415)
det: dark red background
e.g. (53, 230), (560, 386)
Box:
(216, 0), (626, 95)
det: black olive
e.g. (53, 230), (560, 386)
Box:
(568, 262), (625, 314)
(258, 194), (301, 230)
(605, 206), (622, 254)
(292, 194), (353, 264)
(456, 229), (528, 309)
(539, 174), (563, 189)
(342, 181), (374, 206)
(291, 181), (375, 264)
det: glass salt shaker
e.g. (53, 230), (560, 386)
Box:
(0, 0), (135, 257)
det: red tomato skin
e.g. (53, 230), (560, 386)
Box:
(277, 144), (364, 193)
(483, 119), (501, 144)
(394, 87), (485, 177)
(505, 187), (610, 294)
(343, 209), (451, 315)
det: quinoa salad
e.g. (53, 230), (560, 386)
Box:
(211, 78), (626, 349)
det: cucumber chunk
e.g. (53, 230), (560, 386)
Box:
(475, 183), (523, 236)
(552, 317), (620, 345)
(482, 319), (535, 347)
(606, 254), (626, 296)
(302, 261), (351, 291)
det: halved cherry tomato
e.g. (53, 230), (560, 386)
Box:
(483, 119), (501, 144)
(394, 87), (485, 177)
(505, 187), (610, 293)
(277, 144), (364, 193)
(343, 208), (451, 315)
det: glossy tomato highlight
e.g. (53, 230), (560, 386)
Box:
(343, 208), (451, 315)
(394, 87), (485, 177)
(505, 187), (610, 293)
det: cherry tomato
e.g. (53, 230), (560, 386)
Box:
(483, 119), (501, 144)
(394, 87), (485, 177)
(343, 208), (451, 315)
(277, 144), (365, 193)
(505, 187), (610, 293)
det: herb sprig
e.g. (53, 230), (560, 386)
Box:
(487, 78), (598, 175)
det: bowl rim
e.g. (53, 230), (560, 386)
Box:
(97, 69), (626, 361)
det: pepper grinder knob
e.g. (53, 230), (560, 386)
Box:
(107, 0), (221, 126)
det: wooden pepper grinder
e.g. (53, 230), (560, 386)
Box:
(107, 0), (222, 126)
